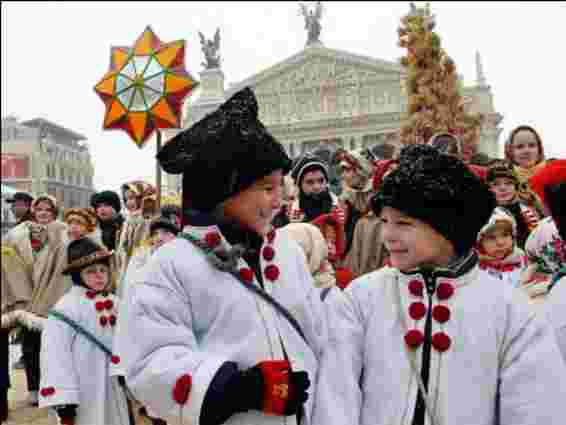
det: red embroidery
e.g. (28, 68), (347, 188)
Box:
(432, 305), (451, 323)
(408, 302), (427, 320)
(264, 264), (280, 281)
(408, 280), (424, 297)
(239, 268), (254, 284)
(404, 329), (424, 349)
(204, 232), (221, 249)
(40, 387), (55, 397)
(436, 282), (454, 300)
(267, 230), (276, 243)
(432, 332), (452, 352)
(262, 246), (275, 261)
(172, 374), (193, 405)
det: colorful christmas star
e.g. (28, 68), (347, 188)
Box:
(94, 26), (198, 147)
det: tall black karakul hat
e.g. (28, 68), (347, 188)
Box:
(372, 144), (497, 256)
(157, 87), (292, 212)
(290, 153), (330, 187)
(62, 237), (113, 275)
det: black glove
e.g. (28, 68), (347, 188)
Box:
(54, 404), (77, 425)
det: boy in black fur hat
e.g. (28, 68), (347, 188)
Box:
(90, 190), (125, 252)
(120, 87), (325, 425)
(314, 144), (566, 425)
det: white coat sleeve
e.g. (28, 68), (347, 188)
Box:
(312, 282), (364, 425)
(38, 315), (80, 408)
(123, 255), (229, 425)
(498, 295), (566, 425)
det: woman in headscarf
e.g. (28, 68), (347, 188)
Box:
(2, 195), (69, 406)
(505, 125), (549, 182)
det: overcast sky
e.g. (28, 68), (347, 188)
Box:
(2, 1), (565, 193)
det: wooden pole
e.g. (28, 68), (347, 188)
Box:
(156, 130), (162, 211)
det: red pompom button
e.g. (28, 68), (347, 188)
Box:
(432, 305), (451, 323)
(99, 316), (108, 327)
(172, 374), (193, 405)
(86, 290), (96, 299)
(95, 301), (105, 311)
(408, 280), (424, 297)
(109, 315), (117, 326)
(239, 268), (254, 284)
(262, 246), (275, 261)
(432, 332), (452, 352)
(104, 299), (114, 310)
(408, 302), (427, 320)
(264, 264), (280, 281)
(40, 387), (55, 397)
(111, 355), (121, 364)
(436, 282), (454, 300)
(267, 230), (276, 243)
(204, 232), (221, 249)
(404, 329), (424, 349)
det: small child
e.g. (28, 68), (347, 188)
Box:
(39, 238), (129, 425)
(477, 207), (528, 287)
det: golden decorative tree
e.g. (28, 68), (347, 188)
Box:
(398, 3), (483, 156)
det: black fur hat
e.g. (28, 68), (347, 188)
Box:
(290, 153), (329, 187)
(372, 144), (496, 256)
(156, 87), (291, 212)
(90, 190), (121, 214)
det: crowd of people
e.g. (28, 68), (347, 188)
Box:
(1, 86), (565, 425)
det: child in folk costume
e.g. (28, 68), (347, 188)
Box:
(476, 208), (528, 287)
(39, 237), (130, 425)
(486, 161), (543, 248)
(314, 145), (566, 425)
(121, 87), (324, 425)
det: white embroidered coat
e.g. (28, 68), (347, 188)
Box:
(122, 225), (327, 425)
(39, 285), (130, 425)
(313, 266), (566, 425)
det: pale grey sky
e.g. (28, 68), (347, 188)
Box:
(2, 1), (565, 193)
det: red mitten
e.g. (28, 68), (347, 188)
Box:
(256, 360), (293, 415)
(335, 267), (354, 290)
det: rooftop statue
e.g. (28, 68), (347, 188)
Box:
(299, 1), (323, 46)
(199, 28), (221, 69)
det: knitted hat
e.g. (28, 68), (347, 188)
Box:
(290, 153), (329, 187)
(62, 237), (113, 275)
(6, 192), (34, 204)
(157, 87), (291, 212)
(64, 208), (98, 234)
(32, 194), (59, 217)
(477, 207), (517, 243)
(371, 144), (496, 256)
(90, 190), (121, 214)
